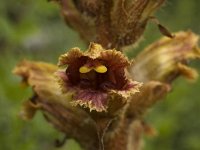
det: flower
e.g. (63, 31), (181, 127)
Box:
(126, 31), (200, 118)
(130, 31), (200, 83)
(52, 0), (166, 49)
(13, 60), (100, 149)
(56, 43), (141, 112)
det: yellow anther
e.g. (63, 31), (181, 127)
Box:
(79, 66), (92, 73)
(94, 65), (107, 73)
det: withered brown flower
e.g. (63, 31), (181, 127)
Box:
(126, 31), (200, 118)
(56, 43), (141, 112)
(130, 31), (200, 83)
(51, 0), (167, 49)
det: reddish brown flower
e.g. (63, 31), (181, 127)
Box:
(56, 43), (141, 112)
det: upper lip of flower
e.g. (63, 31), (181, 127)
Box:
(57, 43), (130, 91)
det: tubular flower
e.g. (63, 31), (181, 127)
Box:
(56, 43), (141, 112)
(51, 0), (166, 49)
(126, 31), (200, 119)
(130, 31), (200, 83)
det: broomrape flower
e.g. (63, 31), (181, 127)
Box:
(56, 43), (141, 112)
(52, 0), (167, 49)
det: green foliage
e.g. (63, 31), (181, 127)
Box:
(0, 0), (200, 150)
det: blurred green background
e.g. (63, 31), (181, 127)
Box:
(0, 0), (200, 150)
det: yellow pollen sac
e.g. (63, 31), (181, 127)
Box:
(79, 66), (92, 73)
(94, 65), (107, 73)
